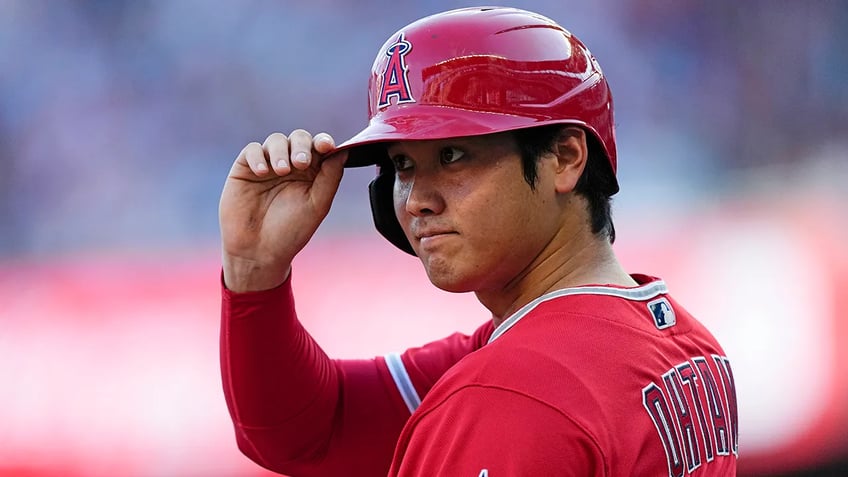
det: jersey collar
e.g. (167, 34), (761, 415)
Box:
(487, 277), (668, 344)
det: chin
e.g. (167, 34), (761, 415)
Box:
(423, 261), (479, 294)
(422, 257), (474, 293)
(428, 278), (474, 294)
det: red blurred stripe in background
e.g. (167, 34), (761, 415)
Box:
(1, 199), (846, 477)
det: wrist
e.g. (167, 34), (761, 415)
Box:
(222, 255), (291, 293)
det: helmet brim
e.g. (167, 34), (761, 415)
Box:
(335, 105), (592, 168)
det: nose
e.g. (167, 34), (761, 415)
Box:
(398, 172), (446, 217)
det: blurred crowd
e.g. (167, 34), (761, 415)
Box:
(1, 0), (846, 257)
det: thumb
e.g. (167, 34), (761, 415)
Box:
(311, 151), (347, 212)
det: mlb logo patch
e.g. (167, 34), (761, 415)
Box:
(647, 297), (676, 330)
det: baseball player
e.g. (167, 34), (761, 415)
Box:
(219, 7), (738, 476)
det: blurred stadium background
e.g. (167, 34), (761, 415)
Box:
(1, 0), (847, 476)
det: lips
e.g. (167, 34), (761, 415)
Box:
(417, 230), (455, 240)
(412, 225), (457, 241)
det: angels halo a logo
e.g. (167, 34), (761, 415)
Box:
(377, 33), (415, 108)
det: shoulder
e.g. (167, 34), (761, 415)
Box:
(395, 384), (607, 476)
(433, 336), (612, 432)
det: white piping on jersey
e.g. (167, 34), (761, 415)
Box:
(385, 352), (422, 414)
(487, 280), (669, 344)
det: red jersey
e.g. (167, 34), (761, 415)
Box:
(221, 273), (738, 476)
(388, 274), (738, 476)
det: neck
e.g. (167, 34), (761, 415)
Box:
(476, 226), (637, 328)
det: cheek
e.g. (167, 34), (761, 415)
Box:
(477, 203), (531, 249)
(463, 184), (548, 255)
(393, 180), (411, 223)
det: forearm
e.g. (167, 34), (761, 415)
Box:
(220, 272), (412, 476)
(219, 270), (493, 475)
(220, 272), (338, 470)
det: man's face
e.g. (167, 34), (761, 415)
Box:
(387, 132), (563, 294)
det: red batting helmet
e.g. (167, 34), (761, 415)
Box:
(335, 6), (618, 255)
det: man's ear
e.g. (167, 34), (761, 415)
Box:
(552, 126), (588, 194)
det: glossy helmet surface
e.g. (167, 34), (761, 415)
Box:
(335, 6), (618, 255)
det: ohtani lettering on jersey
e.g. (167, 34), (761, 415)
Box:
(642, 355), (738, 476)
(377, 33), (415, 108)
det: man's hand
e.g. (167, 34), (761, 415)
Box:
(220, 130), (346, 292)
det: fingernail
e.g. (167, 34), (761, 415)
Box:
(295, 152), (308, 164)
(277, 160), (287, 169)
(256, 162), (268, 172)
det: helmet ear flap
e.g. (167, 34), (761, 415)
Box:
(368, 164), (416, 256)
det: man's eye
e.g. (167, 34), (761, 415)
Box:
(440, 147), (465, 164)
(391, 154), (413, 171)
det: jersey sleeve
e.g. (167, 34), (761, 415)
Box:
(220, 270), (492, 476)
(389, 386), (608, 477)
(386, 320), (495, 414)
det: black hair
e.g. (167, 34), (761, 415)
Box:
(513, 125), (617, 243)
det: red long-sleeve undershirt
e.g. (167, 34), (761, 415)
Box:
(220, 272), (492, 476)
